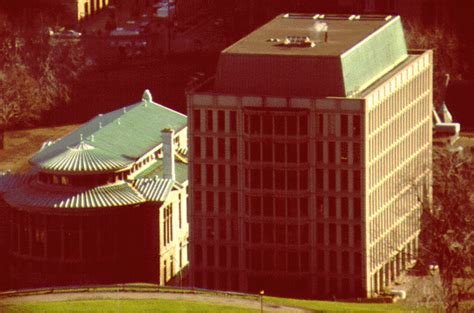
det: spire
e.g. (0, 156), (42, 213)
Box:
(142, 89), (153, 103)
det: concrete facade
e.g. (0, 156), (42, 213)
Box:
(188, 14), (432, 298)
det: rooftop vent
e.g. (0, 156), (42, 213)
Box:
(283, 36), (316, 47)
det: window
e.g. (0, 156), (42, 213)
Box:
(218, 138), (225, 159)
(342, 224), (349, 245)
(341, 170), (348, 191)
(341, 114), (348, 136)
(299, 143), (308, 163)
(317, 224), (324, 244)
(316, 141), (323, 162)
(354, 198), (361, 218)
(329, 224), (336, 244)
(354, 225), (361, 246)
(330, 251), (337, 273)
(318, 114), (324, 134)
(250, 142), (260, 161)
(275, 143), (285, 163)
(353, 115), (361, 136)
(328, 142), (335, 163)
(207, 246), (214, 266)
(262, 168), (272, 189)
(316, 169), (323, 190)
(299, 115), (308, 135)
(353, 143), (360, 164)
(206, 138), (213, 158)
(194, 191), (202, 212)
(218, 111), (225, 131)
(230, 192), (238, 214)
(327, 197), (335, 218)
(206, 191), (214, 213)
(300, 197), (308, 217)
(275, 116), (285, 135)
(230, 166), (237, 186)
(250, 115), (260, 134)
(230, 111), (237, 132)
(287, 116), (297, 135)
(340, 142), (348, 163)
(300, 224), (309, 244)
(207, 110), (213, 132)
(206, 165), (213, 185)
(193, 138), (201, 158)
(193, 164), (201, 184)
(341, 197), (348, 218)
(329, 169), (335, 190)
(193, 110), (201, 131)
(218, 165), (225, 185)
(262, 115), (272, 135)
(300, 170), (308, 190)
(219, 246), (227, 267)
(230, 138), (237, 159)
(353, 170), (361, 191)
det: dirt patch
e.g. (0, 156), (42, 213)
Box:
(0, 125), (78, 173)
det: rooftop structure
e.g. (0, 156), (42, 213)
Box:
(216, 14), (407, 97)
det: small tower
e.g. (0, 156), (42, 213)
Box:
(161, 128), (175, 181)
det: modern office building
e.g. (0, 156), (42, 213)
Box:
(0, 91), (189, 289)
(187, 14), (432, 298)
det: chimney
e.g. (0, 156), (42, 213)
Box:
(161, 128), (175, 180)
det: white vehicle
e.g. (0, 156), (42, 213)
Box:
(110, 27), (140, 36)
(53, 29), (82, 39)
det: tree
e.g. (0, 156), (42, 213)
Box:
(404, 22), (463, 109)
(418, 148), (473, 312)
(0, 13), (85, 149)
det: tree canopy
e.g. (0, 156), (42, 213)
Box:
(0, 12), (85, 148)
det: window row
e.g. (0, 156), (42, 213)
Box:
(315, 168), (361, 192)
(193, 137), (238, 160)
(245, 195), (308, 219)
(316, 141), (360, 165)
(244, 141), (308, 163)
(193, 109), (237, 133)
(244, 110), (308, 136)
(193, 217), (239, 241)
(193, 164), (237, 187)
(316, 113), (361, 137)
(194, 245), (239, 269)
(192, 191), (238, 215)
(244, 168), (308, 191)
(246, 249), (310, 272)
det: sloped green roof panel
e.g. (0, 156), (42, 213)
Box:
(5, 182), (146, 209)
(39, 141), (131, 173)
(341, 17), (408, 96)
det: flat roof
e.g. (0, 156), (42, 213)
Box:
(223, 14), (392, 57)
(215, 14), (408, 98)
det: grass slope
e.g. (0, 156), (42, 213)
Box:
(1, 299), (258, 313)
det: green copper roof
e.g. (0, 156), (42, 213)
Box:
(39, 141), (129, 172)
(215, 14), (408, 97)
(340, 16), (408, 95)
(30, 95), (187, 173)
(4, 177), (179, 209)
(5, 181), (146, 209)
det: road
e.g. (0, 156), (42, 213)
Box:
(0, 291), (308, 312)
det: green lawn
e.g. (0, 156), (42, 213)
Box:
(264, 296), (412, 312)
(1, 299), (258, 313)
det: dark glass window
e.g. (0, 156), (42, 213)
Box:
(207, 110), (213, 132)
(218, 111), (225, 131)
(341, 114), (348, 136)
(353, 115), (361, 136)
(193, 109), (201, 131)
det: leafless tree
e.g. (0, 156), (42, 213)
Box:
(0, 13), (85, 149)
(404, 22), (463, 109)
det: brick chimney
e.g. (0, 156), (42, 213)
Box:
(161, 128), (175, 180)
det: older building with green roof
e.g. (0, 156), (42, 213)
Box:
(0, 90), (189, 289)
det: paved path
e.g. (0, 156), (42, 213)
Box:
(0, 291), (308, 312)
